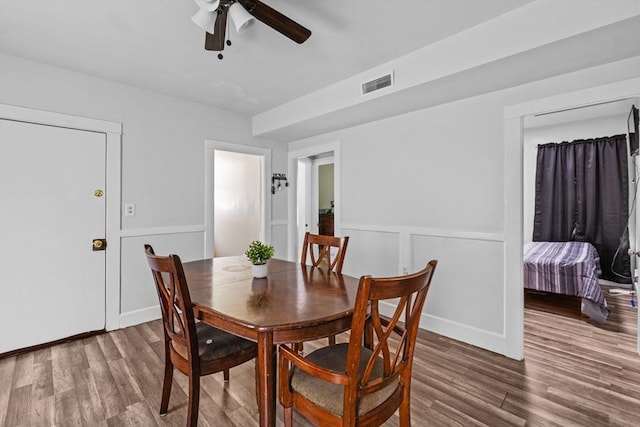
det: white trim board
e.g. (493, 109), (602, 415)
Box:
(120, 222), (287, 238)
(0, 103), (122, 332)
(505, 78), (640, 119)
(0, 104), (122, 134)
(121, 225), (206, 238)
(341, 223), (504, 243)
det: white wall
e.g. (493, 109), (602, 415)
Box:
(0, 53), (288, 327)
(288, 56), (640, 358)
(523, 115), (631, 242)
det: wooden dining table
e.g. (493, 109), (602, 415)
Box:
(183, 256), (361, 427)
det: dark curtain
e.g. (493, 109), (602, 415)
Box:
(533, 134), (631, 283)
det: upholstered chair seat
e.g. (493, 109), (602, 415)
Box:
(289, 343), (398, 416)
(171, 322), (257, 362)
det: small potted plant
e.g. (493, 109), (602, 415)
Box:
(245, 240), (274, 278)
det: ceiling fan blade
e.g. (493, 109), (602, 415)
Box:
(239, 0), (311, 44)
(205, 8), (227, 51)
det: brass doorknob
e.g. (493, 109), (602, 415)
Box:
(94, 189), (104, 197)
(92, 239), (107, 251)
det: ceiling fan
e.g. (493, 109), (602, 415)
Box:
(191, 0), (312, 59)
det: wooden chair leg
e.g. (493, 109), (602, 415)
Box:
(399, 386), (411, 427)
(160, 346), (173, 415)
(186, 374), (200, 427)
(254, 362), (260, 408)
(223, 368), (229, 382)
(292, 342), (304, 353)
(284, 407), (293, 427)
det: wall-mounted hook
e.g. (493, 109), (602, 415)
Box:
(271, 173), (288, 194)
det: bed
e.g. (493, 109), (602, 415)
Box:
(523, 241), (609, 323)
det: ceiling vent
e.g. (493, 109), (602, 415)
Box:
(361, 72), (393, 95)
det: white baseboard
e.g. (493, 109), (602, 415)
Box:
(378, 300), (516, 359)
(119, 305), (162, 329)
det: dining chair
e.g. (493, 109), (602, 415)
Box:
(144, 245), (258, 427)
(300, 231), (349, 274)
(278, 260), (437, 427)
(298, 231), (350, 350)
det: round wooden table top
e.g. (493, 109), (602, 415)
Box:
(184, 257), (361, 333)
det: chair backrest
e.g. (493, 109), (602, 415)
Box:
(300, 232), (349, 273)
(144, 244), (198, 364)
(345, 260), (437, 421)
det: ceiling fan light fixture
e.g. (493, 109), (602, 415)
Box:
(194, 0), (220, 12)
(228, 2), (254, 33)
(191, 8), (217, 34)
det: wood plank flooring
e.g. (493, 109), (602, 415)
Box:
(0, 287), (637, 426)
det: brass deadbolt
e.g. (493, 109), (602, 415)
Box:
(94, 189), (104, 197)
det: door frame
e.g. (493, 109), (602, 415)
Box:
(0, 103), (122, 331)
(204, 140), (272, 258)
(503, 77), (640, 359)
(288, 141), (341, 261)
(296, 157), (312, 248)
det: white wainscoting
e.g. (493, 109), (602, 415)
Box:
(120, 221), (510, 356)
(340, 223), (508, 356)
(270, 221), (289, 260)
(119, 222), (288, 329)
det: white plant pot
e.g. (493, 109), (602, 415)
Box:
(252, 263), (268, 279)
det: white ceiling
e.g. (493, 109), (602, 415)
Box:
(0, 0), (533, 116)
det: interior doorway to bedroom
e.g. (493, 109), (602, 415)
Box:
(521, 98), (639, 357)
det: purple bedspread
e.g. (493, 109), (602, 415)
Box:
(524, 241), (609, 322)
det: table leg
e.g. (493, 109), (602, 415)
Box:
(257, 332), (276, 427)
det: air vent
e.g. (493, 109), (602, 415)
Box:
(361, 72), (393, 95)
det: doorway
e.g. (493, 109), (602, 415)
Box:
(214, 150), (263, 256)
(288, 141), (341, 261)
(504, 78), (640, 358)
(204, 140), (271, 258)
(315, 158), (335, 236)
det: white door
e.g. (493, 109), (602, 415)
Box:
(296, 158), (312, 258)
(0, 119), (106, 354)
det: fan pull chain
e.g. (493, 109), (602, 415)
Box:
(218, 37), (232, 60)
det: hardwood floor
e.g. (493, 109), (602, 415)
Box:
(0, 288), (637, 426)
